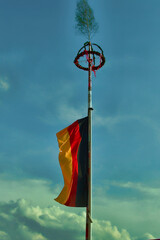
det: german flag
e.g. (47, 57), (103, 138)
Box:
(55, 117), (88, 207)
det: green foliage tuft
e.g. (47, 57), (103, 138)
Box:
(75, 0), (99, 41)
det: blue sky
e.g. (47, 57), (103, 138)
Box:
(0, 0), (160, 239)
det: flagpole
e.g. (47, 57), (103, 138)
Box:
(86, 41), (93, 240)
(74, 41), (105, 240)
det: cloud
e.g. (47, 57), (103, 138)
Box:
(93, 112), (160, 145)
(38, 103), (86, 126)
(26, 78), (87, 127)
(0, 77), (10, 91)
(57, 103), (86, 124)
(0, 176), (55, 207)
(93, 112), (158, 132)
(144, 233), (156, 240)
(0, 198), (133, 240)
(93, 113), (140, 129)
(93, 219), (131, 240)
(0, 231), (10, 240)
(0, 199), (79, 240)
(0, 176), (158, 240)
(135, 233), (156, 240)
(92, 181), (160, 238)
(111, 181), (160, 198)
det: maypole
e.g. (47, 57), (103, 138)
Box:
(86, 41), (93, 240)
(55, 3), (105, 239)
(74, 40), (105, 240)
(74, 1), (105, 239)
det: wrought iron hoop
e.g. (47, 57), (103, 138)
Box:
(74, 42), (105, 71)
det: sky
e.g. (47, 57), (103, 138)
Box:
(0, 0), (160, 239)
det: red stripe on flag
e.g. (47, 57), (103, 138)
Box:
(65, 121), (82, 206)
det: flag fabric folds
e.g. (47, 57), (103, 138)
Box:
(55, 117), (88, 207)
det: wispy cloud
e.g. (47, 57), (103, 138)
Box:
(134, 233), (156, 240)
(94, 112), (160, 143)
(111, 181), (160, 198)
(0, 77), (10, 91)
(38, 103), (86, 126)
(93, 113), (140, 129)
(58, 103), (86, 123)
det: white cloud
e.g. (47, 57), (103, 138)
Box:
(93, 113), (140, 129)
(93, 112), (160, 144)
(0, 176), (158, 240)
(18, 224), (48, 240)
(0, 177), (54, 207)
(0, 77), (10, 91)
(0, 197), (157, 240)
(0, 231), (10, 240)
(38, 103), (86, 126)
(93, 219), (131, 240)
(58, 103), (86, 123)
(111, 181), (160, 197)
(93, 181), (160, 238)
(0, 198), (132, 240)
(27, 79), (87, 126)
(144, 233), (156, 239)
